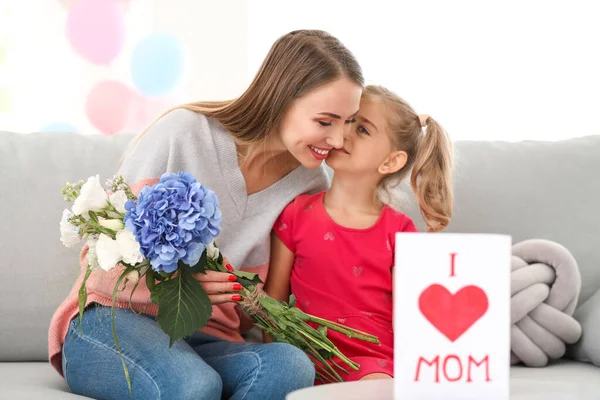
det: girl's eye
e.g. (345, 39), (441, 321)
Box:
(318, 121), (332, 127)
(357, 125), (370, 135)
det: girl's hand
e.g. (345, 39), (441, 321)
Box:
(193, 257), (242, 305)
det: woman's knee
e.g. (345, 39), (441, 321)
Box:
(63, 307), (224, 399)
(264, 343), (315, 385)
(166, 367), (223, 400)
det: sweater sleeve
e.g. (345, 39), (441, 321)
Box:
(117, 108), (203, 183)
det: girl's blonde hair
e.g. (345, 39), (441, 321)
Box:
(363, 85), (453, 232)
(127, 30), (363, 151)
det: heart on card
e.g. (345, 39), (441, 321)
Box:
(324, 232), (335, 241)
(352, 266), (363, 277)
(418, 284), (489, 342)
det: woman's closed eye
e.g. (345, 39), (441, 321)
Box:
(318, 118), (355, 127)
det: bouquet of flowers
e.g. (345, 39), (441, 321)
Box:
(60, 171), (379, 388)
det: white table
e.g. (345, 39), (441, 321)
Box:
(286, 379), (596, 400)
(287, 364), (600, 400)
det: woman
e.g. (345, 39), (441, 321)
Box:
(49, 30), (364, 399)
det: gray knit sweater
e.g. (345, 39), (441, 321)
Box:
(118, 108), (329, 275)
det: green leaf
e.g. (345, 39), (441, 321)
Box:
(187, 251), (207, 274)
(288, 306), (311, 321)
(259, 296), (286, 314)
(229, 270), (263, 290)
(150, 284), (163, 304)
(158, 270), (172, 279)
(289, 294), (297, 307)
(233, 271), (261, 283)
(88, 210), (99, 223)
(317, 326), (328, 337)
(318, 349), (332, 359)
(154, 271), (167, 282)
(155, 265), (213, 346)
(145, 269), (156, 292)
(234, 277), (255, 289)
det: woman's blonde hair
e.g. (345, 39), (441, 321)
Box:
(129, 30), (363, 150)
(363, 85), (453, 232)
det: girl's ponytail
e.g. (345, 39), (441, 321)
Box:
(410, 117), (453, 232)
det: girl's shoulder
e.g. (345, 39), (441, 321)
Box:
(293, 190), (324, 209)
(280, 191), (324, 219)
(383, 206), (418, 233)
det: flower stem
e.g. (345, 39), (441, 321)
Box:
(112, 267), (135, 399)
(328, 357), (351, 375)
(296, 324), (359, 371)
(307, 315), (380, 344)
(306, 347), (344, 382)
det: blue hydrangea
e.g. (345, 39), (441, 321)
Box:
(124, 172), (222, 273)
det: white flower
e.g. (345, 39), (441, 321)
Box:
(116, 230), (144, 265)
(206, 240), (219, 260)
(86, 239), (101, 270)
(99, 218), (125, 231)
(72, 175), (109, 217)
(109, 190), (128, 214)
(96, 233), (121, 272)
(60, 209), (81, 247)
(95, 230), (144, 272)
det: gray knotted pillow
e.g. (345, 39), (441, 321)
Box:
(510, 239), (582, 367)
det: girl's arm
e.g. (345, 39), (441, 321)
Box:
(392, 266), (395, 332)
(262, 230), (295, 342)
(392, 216), (418, 332)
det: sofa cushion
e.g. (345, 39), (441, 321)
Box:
(0, 132), (133, 361)
(0, 362), (87, 399)
(2, 131), (599, 366)
(568, 288), (600, 366)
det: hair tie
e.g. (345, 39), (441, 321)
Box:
(418, 114), (431, 128)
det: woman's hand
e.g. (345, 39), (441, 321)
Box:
(193, 257), (242, 305)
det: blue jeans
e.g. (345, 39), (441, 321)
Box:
(62, 304), (315, 399)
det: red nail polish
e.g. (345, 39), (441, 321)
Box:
(225, 263), (234, 271)
(232, 295), (242, 301)
(233, 283), (242, 291)
(228, 275), (237, 282)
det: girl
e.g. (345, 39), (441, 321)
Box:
(264, 85), (453, 382)
(49, 30), (363, 400)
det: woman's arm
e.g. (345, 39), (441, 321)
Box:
(262, 230), (296, 342)
(118, 110), (239, 304)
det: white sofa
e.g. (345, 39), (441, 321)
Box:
(1, 131), (599, 399)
